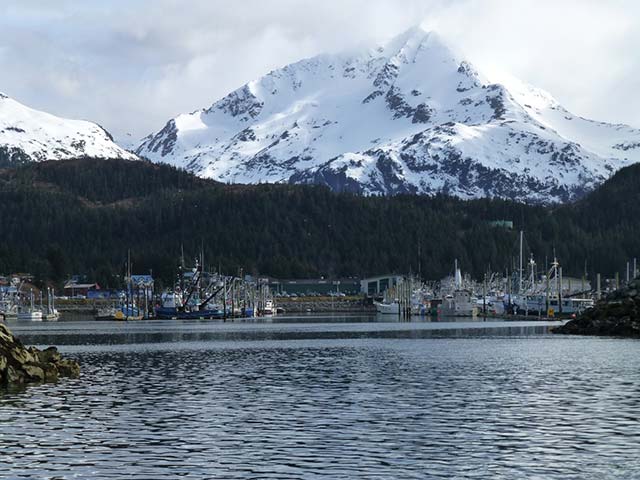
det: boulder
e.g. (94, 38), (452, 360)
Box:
(0, 322), (80, 388)
(0, 325), (13, 343)
(22, 364), (45, 382)
(43, 363), (59, 382)
(36, 346), (62, 364)
(10, 346), (35, 365)
(6, 365), (24, 384)
(57, 359), (80, 378)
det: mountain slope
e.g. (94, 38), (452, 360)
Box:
(0, 93), (137, 166)
(1, 158), (639, 283)
(137, 26), (640, 203)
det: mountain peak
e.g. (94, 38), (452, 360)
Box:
(0, 94), (137, 164)
(136, 27), (640, 204)
(379, 27), (457, 65)
(380, 24), (430, 51)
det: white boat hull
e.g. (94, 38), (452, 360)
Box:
(438, 290), (478, 317)
(438, 305), (478, 317)
(515, 295), (594, 316)
(17, 312), (43, 321)
(375, 302), (399, 315)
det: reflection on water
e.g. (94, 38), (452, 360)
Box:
(1, 315), (639, 479)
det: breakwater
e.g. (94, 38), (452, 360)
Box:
(554, 278), (640, 337)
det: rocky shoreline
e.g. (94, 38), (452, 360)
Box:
(554, 278), (640, 337)
(0, 323), (80, 388)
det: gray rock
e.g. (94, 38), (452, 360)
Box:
(1, 323), (80, 388)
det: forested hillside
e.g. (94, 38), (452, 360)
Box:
(0, 158), (638, 288)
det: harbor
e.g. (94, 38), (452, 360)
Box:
(2, 233), (638, 323)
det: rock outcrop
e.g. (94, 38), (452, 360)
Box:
(0, 323), (80, 387)
(554, 278), (640, 337)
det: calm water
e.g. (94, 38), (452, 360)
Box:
(2, 315), (640, 479)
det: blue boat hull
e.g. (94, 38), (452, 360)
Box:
(155, 307), (224, 320)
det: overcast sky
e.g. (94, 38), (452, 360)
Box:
(1, 0), (638, 143)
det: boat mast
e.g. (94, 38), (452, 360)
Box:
(529, 255), (536, 293)
(519, 230), (524, 294)
(418, 243), (422, 282)
(127, 249), (131, 311)
(554, 257), (559, 297)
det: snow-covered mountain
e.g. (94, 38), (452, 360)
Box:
(137, 26), (640, 203)
(0, 92), (136, 165)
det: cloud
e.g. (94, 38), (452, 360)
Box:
(0, 0), (638, 143)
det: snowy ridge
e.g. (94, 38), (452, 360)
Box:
(137, 26), (640, 203)
(0, 94), (137, 164)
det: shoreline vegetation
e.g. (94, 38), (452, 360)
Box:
(0, 323), (79, 388)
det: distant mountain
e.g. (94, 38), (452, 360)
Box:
(0, 92), (137, 166)
(137, 26), (640, 203)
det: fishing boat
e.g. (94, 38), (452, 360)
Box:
(514, 294), (593, 316)
(438, 289), (478, 317)
(437, 261), (478, 317)
(17, 311), (43, 321)
(95, 305), (141, 321)
(375, 301), (400, 315)
(17, 308), (43, 321)
(96, 265), (142, 320)
(0, 299), (18, 321)
(260, 299), (276, 315)
(476, 292), (506, 315)
(42, 310), (60, 321)
(376, 277), (428, 316)
(42, 287), (60, 321)
(95, 307), (122, 321)
(508, 255), (594, 317)
(255, 280), (276, 316)
(156, 303), (223, 320)
(101, 250), (153, 321)
(16, 289), (43, 321)
(120, 304), (144, 321)
(155, 262), (226, 320)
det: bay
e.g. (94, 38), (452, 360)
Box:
(1, 315), (639, 479)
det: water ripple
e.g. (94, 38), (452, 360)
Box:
(1, 318), (639, 479)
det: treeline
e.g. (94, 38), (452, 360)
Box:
(0, 158), (638, 288)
